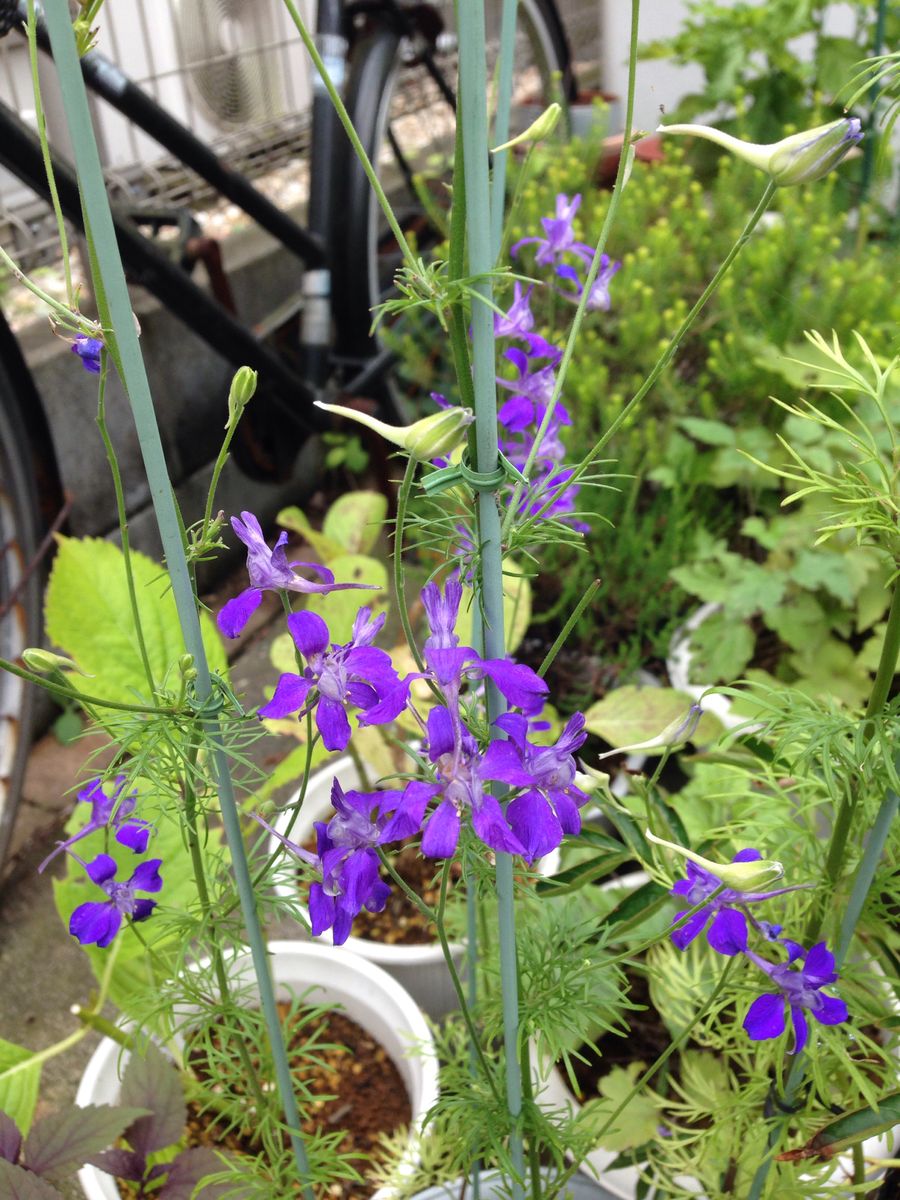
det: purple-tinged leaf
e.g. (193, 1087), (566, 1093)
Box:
(0, 1111), (22, 1163)
(23, 1105), (148, 1181)
(85, 1146), (146, 1181)
(120, 1043), (186, 1155)
(158, 1147), (230, 1198)
(0, 1159), (65, 1199)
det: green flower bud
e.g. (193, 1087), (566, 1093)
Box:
(314, 401), (474, 462)
(646, 831), (784, 891)
(226, 367), (258, 429)
(22, 648), (89, 676)
(492, 103), (562, 153)
(657, 118), (862, 187)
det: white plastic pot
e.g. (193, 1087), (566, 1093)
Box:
(411, 1168), (613, 1198)
(270, 756), (559, 1019)
(75, 940), (440, 1200)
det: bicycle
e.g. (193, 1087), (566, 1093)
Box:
(0, 0), (575, 868)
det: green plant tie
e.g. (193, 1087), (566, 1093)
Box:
(422, 451), (527, 496)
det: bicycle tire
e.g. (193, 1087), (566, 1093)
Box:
(0, 368), (42, 870)
(334, 0), (573, 404)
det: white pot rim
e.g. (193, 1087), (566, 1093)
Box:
(76, 939), (439, 1200)
(666, 601), (762, 733)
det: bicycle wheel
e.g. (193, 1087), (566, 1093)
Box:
(334, 0), (573, 394)
(0, 374), (41, 870)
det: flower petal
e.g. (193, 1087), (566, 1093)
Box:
(129, 859), (163, 894)
(421, 800), (461, 858)
(479, 659), (548, 714)
(426, 706), (456, 759)
(86, 853), (118, 887)
(115, 822), (150, 855)
(379, 781), (439, 843)
(671, 908), (710, 950)
(481, 739), (533, 787)
(744, 992), (786, 1041)
(257, 674), (311, 719)
(308, 884), (335, 937)
(217, 588), (263, 639)
(707, 908), (749, 956)
(505, 789), (562, 861)
(472, 794), (527, 858)
(790, 1005), (809, 1055)
(803, 942), (837, 986)
(70, 901), (121, 947)
(316, 696), (352, 751)
(287, 610), (330, 658)
(814, 994), (849, 1026)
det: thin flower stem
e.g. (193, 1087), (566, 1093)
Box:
(595, 884), (728, 971)
(517, 177), (779, 533)
(41, 5), (314, 1188)
(95, 351), (156, 699)
(0, 656), (177, 714)
(864, 574), (900, 721)
(280, 0), (417, 275)
(26, 0), (73, 307)
(501, 0), (642, 542)
(537, 579), (601, 678)
(394, 456), (427, 673)
(378, 850), (502, 1104)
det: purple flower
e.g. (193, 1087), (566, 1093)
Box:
(69, 853), (163, 947)
(257, 779), (403, 945)
(555, 255), (621, 312)
(496, 348), (571, 427)
(380, 706), (530, 859)
(669, 849), (807, 954)
(71, 335), (103, 374)
(361, 575), (548, 724)
(742, 941), (850, 1053)
(217, 511), (377, 638)
(38, 776), (150, 874)
(491, 711), (589, 860)
(511, 194), (594, 267)
(258, 607), (400, 751)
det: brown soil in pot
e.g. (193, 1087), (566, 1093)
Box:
(118, 1007), (411, 1200)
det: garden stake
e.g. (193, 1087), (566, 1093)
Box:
(41, 2), (314, 1189)
(457, 0), (526, 1189)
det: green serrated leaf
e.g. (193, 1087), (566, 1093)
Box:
(322, 491), (388, 555)
(763, 593), (829, 651)
(581, 1062), (663, 1152)
(678, 417), (736, 447)
(302, 554), (388, 645)
(688, 612), (755, 684)
(275, 507), (340, 561)
(0, 1039), (41, 1135)
(44, 538), (226, 707)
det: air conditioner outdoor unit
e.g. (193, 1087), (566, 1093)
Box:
(87, 0), (314, 175)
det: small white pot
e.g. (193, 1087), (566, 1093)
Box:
(75, 940), (439, 1200)
(666, 602), (760, 733)
(270, 756), (559, 1020)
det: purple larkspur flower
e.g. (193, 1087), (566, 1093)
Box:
(257, 778), (404, 945)
(71, 334), (103, 374)
(69, 853), (163, 947)
(38, 776), (150, 874)
(217, 511), (377, 638)
(491, 711), (589, 860)
(361, 575), (548, 724)
(379, 705), (530, 858)
(555, 254), (621, 312)
(496, 347), (570, 427)
(739, 937), (850, 1053)
(511, 193), (594, 267)
(669, 848), (809, 955)
(258, 607), (400, 751)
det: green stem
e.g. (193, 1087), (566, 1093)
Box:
(394, 457), (427, 672)
(519, 178), (778, 532)
(95, 351), (156, 698)
(0, 656), (177, 714)
(41, 4), (313, 1189)
(26, 0), (73, 307)
(0, 243), (89, 329)
(864, 574), (900, 720)
(537, 580), (601, 677)
(501, 0), (642, 542)
(280, 0), (417, 274)
(378, 850), (501, 1104)
(519, 1034), (543, 1200)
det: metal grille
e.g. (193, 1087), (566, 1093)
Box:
(0, 0), (603, 275)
